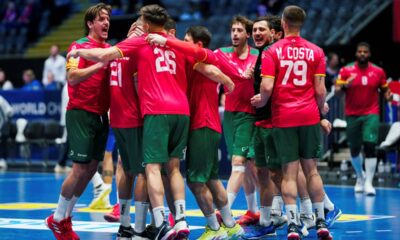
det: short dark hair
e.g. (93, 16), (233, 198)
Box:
(139, 4), (169, 27)
(84, 3), (111, 35)
(282, 5), (306, 28)
(231, 15), (253, 34)
(164, 17), (176, 31)
(266, 15), (282, 34)
(253, 16), (272, 30)
(357, 42), (370, 51)
(186, 26), (212, 48)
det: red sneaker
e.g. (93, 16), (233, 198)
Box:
(236, 210), (260, 226)
(104, 203), (120, 222)
(45, 214), (80, 240)
(215, 210), (223, 225)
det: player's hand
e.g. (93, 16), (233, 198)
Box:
(243, 67), (254, 79)
(146, 34), (167, 47)
(224, 80), (235, 94)
(251, 94), (265, 108)
(67, 49), (79, 59)
(320, 119), (332, 135)
(345, 73), (356, 87)
(321, 102), (329, 115)
(127, 22), (144, 38)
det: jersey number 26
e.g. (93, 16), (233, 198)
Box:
(155, 48), (176, 74)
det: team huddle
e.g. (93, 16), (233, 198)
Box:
(44, 3), (348, 240)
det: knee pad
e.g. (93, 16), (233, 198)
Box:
(363, 142), (376, 158)
(350, 147), (361, 157)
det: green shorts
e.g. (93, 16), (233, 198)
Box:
(222, 111), (255, 159)
(113, 127), (144, 174)
(186, 127), (221, 183)
(254, 127), (280, 170)
(66, 109), (109, 163)
(346, 115), (379, 150)
(143, 114), (189, 164)
(272, 124), (322, 164)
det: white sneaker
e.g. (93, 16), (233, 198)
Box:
(354, 177), (364, 193)
(54, 164), (71, 173)
(0, 159), (7, 169)
(364, 181), (376, 196)
(173, 218), (190, 239)
(300, 214), (315, 237)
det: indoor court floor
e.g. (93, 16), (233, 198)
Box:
(0, 171), (399, 239)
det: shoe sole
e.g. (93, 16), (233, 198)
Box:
(104, 214), (120, 222)
(160, 230), (176, 240)
(175, 229), (190, 239)
(89, 188), (112, 209)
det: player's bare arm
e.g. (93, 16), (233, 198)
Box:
(194, 63), (235, 94)
(251, 76), (274, 108)
(67, 62), (107, 86)
(68, 47), (122, 63)
(314, 75), (327, 111)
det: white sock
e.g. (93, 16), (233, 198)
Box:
(119, 199), (132, 227)
(65, 195), (78, 218)
(206, 213), (220, 231)
(227, 192), (237, 208)
(104, 183), (111, 189)
(153, 206), (166, 228)
(245, 192), (258, 213)
(365, 157), (377, 184)
(150, 209), (156, 225)
(300, 197), (313, 215)
(134, 201), (149, 233)
(174, 199), (186, 220)
(54, 195), (70, 222)
(351, 154), (364, 179)
(259, 206), (272, 226)
(285, 204), (299, 225)
(323, 193), (334, 211)
(91, 171), (103, 188)
(218, 204), (235, 228)
(271, 195), (283, 215)
(312, 202), (325, 220)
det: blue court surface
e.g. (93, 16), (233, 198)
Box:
(0, 171), (399, 239)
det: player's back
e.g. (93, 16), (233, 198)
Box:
(263, 36), (325, 127)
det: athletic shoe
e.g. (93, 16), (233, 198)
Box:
(89, 184), (111, 209)
(168, 213), (175, 227)
(198, 225), (228, 240)
(364, 181), (376, 196)
(215, 210), (223, 225)
(354, 177), (364, 193)
(104, 203), (120, 222)
(116, 225), (134, 240)
(325, 206), (342, 228)
(132, 228), (152, 240)
(236, 210), (260, 226)
(287, 223), (302, 240)
(221, 223), (244, 238)
(154, 221), (176, 240)
(271, 213), (287, 229)
(241, 223), (276, 239)
(316, 219), (333, 240)
(45, 214), (80, 240)
(173, 218), (190, 239)
(141, 224), (157, 239)
(300, 213), (315, 237)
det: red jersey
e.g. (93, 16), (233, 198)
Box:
(214, 46), (258, 114)
(186, 57), (221, 133)
(66, 36), (110, 115)
(109, 57), (143, 128)
(336, 62), (387, 116)
(261, 36), (326, 128)
(116, 33), (189, 116)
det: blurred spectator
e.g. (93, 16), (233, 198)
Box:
(326, 52), (340, 92)
(0, 68), (13, 90)
(0, 95), (13, 170)
(0, 1), (18, 32)
(42, 44), (66, 87)
(258, 0), (282, 16)
(21, 69), (42, 91)
(44, 71), (59, 90)
(17, 0), (35, 29)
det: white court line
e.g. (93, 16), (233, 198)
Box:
(376, 230), (393, 232)
(0, 177), (56, 182)
(346, 230), (363, 234)
(0, 218), (204, 233)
